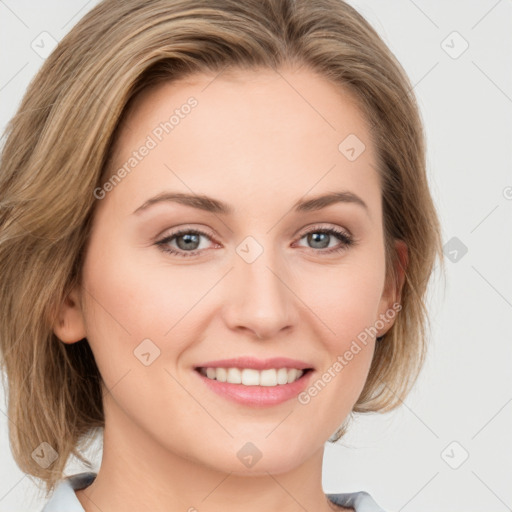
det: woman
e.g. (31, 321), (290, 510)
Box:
(0, 1), (443, 511)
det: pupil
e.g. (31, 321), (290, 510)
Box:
(309, 232), (329, 249)
(177, 233), (199, 250)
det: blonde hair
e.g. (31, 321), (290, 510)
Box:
(0, 0), (444, 496)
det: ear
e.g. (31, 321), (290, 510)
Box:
(52, 284), (87, 344)
(376, 239), (408, 337)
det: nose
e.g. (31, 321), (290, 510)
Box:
(222, 248), (299, 340)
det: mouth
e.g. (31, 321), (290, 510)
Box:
(194, 366), (314, 407)
(194, 366), (314, 387)
(192, 356), (315, 406)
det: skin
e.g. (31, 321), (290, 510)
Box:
(54, 65), (406, 512)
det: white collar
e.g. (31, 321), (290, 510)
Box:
(41, 472), (387, 512)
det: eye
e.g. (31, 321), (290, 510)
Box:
(155, 225), (355, 258)
(294, 225), (354, 255)
(155, 228), (217, 257)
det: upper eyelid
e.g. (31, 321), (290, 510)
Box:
(158, 223), (351, 238)
(157, 224), (353, 247)
(296, 223), (352, 237)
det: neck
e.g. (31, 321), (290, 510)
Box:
(75, 397), (350, 512)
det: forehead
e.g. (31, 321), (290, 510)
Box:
(125, 66), (371, 134)
(114, 66), (374, 158)
(102, 66), (380, 220)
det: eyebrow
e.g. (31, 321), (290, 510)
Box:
(132, 190), (369, 216)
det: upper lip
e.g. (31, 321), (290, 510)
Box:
(194, 357), (314, 371)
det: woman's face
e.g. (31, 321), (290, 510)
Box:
(61, 66), (403, 475)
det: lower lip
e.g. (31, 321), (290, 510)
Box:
(195, 369), (313, 407)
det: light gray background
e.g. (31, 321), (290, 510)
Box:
(1, 1), (511, 511)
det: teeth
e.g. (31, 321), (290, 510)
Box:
(216, 368), (227, 382)
(199, 367), (305, 386)
(227, 368), (242, 384)
(276, 368), (290, 385)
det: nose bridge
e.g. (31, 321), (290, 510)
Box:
(225, 233), (297, 338)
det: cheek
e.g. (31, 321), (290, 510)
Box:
(304, 258), (386, 344)
(79, 235), (215, 371)
(296, 275), (381, 425)
(298, 256), (385, 396)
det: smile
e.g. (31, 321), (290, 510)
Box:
(194, 367), (314, 407)
(196, 367), (312, 386)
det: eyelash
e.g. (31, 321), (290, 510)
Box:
(155, 225), (355, 258)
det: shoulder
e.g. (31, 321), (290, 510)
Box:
(41, 472), (96, 512)
(326, 490), (389, 512)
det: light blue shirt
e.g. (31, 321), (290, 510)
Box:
(41, 472), (388, 511)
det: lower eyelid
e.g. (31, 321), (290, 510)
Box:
(295, 230), (353, 251)
(156, 230), (214, 253)
(156, 227), (353, 256)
